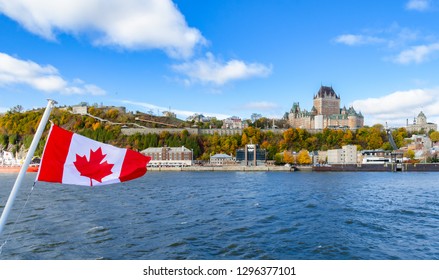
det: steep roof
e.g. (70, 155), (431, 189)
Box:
(314, 86), (339, 99)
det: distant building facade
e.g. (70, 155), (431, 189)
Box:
(327, 145), (357, 164)
(141, 146), (193, 167)
(187, 113), (211, 123)
(222, 116), (245, 129)
(406, 111), (437, 133)
(407, 134), (432, 150)
(72, 106), (87, 115)
(162, 111), (177, 118)
(288, 86), (364, 130)
(210, 154), (234, 165)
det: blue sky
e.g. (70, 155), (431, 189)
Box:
(1, 0), (439, 127)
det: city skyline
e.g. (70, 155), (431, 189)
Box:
(1, 0), (439, 127)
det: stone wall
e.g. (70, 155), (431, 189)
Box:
(121, 127), (289, 136)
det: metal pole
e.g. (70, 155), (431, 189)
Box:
(0, 99), (56, 235)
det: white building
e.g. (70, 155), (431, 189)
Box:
(327, 145), (357, 164)
(361, 150), (392, 164)
(0, 151), (19, 165)
(141, 146), (193, 167)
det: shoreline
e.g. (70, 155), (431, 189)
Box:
(147, 165), (294, 172)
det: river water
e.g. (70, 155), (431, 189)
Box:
(0, 171), (438, 260)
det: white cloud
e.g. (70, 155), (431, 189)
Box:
(172, 52), (272, 86)
(0, 52), (105, 95)
(393, 43), (439, 64)
(242, 102), (279, 111)
(121, 100), (230, 120)
(0, 0), (205, 59)
(334, 23), (439, 64)
(352, 88), (439, 126)
(406, 0), (431, 11)
(334, 24), (420, 48)
(334, 34), (385, 46)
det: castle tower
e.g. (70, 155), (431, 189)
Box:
(313, 86), (340, 116)
(416, 111), (427, 125)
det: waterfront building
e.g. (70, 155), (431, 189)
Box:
(288, 86), (364, 130)
(236, 144), (266, 166)
(209, 153), (234, 165)
(406, 111), (437, 133)
(315, 150), (328, 164)
(327, 145), (357, 164)
(141, 146), (193, 167)
(360, 150), (397, 164)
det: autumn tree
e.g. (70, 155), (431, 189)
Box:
(405, 149), (415, 161)
(297, 149), (312, 165)
(283, 150), (295, 164)
(430, 131), (439, 143)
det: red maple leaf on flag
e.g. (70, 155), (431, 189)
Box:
(73, 147), (114, 186)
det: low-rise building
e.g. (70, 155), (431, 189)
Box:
(210, 154), (234, 165)
(141, 146), (193, 167)
(360, 150), (392, 164)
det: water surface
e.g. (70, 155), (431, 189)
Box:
(1, 171), (438, 259)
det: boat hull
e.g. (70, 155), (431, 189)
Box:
(0, 165), (39, 173)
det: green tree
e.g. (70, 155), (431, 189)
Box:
(0, 134), (8, 147)
(274, 153), (284, 165)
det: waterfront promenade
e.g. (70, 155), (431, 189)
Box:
(147, 165), (294, 172)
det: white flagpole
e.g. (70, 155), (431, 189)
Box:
(0, 99), (57, 235)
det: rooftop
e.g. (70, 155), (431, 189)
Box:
(314, 86), (339, 100)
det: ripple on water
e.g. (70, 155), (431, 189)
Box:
(168, 240), (187, 248)
(86, 226), (108, 234)
(31, 241), (69, 253)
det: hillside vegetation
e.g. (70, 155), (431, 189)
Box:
(0, 106), (413, 162)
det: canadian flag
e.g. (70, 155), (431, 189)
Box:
(37, 124), (151, 186)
